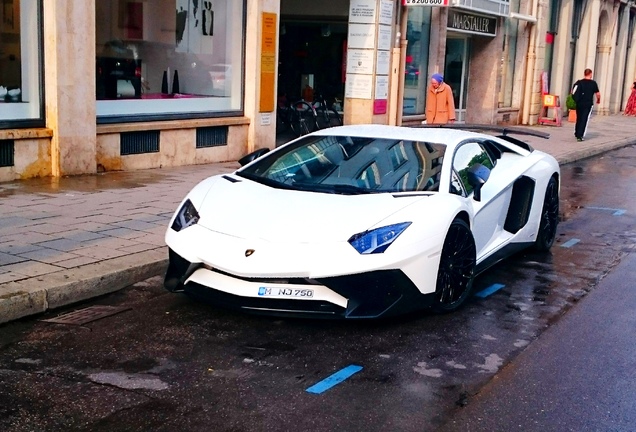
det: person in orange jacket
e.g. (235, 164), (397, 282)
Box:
(425, 73), (456, 124)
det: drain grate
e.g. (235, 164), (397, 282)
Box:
(41, 305), (131, 325)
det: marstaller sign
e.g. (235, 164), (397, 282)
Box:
(447, 10), (497, 36)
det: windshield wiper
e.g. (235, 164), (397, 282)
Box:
(292, 181), (374, 195)
(235, 172), (295, 190)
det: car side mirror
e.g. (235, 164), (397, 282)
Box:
(238, 148), (270, 166)
(467, 163), (491, 202)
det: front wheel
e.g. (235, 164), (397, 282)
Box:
(291, 101), (319, 136)
(328, 108), (343, 127)
(432, 219), (476, 313)
(534, 176), (559, 251)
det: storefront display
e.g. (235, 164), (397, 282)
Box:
(0, 0), (44, 126)
(95, 0), (245, 120)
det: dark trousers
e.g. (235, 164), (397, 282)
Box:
(575, 104), (593, 138)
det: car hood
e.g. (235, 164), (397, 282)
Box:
(194, 175), (428, 243)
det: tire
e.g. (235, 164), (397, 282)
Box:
(432, 219), (476, 313)
(534, 176), (559, 251)
(328, 108), (343, 127)
(291, 101), (319, 136)
(315, 106), (331, 129)
(276, 107), (290, 135)
(315, 107), (341, 129)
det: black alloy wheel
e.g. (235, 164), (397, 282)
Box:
(534, 176), (559, 251)
(432, 218), (476, 313)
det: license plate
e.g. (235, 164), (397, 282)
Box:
(257, 287), (314, 298)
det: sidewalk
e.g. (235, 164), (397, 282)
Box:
(1, 114), (635, 325)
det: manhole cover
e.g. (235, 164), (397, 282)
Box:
(41, 305), (131, 325)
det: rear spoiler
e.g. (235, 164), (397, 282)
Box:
(412, 123), (549, 151)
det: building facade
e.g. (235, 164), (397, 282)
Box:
(0, 0), (634, 182)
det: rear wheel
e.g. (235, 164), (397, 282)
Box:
(291, 101), (319, 136)
(534, 176), (559, 251)
(328, 108), (343, 127)
(432, 219), (476, 313)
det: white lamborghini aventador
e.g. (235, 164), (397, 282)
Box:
(164, 124), (560, 318)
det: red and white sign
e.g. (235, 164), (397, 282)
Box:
(403, 0), (450, 6)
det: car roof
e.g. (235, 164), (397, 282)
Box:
(310, 124), (529, 154)
(313, 124), (490, 144)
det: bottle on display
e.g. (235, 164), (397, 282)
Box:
(172, 70), (180, 94)
(161, 71), (169, 94)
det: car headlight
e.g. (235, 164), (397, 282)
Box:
(348, 222), (412, 254)
(171, 199), (200, 232)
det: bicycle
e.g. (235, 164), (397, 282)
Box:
(312, 92), (343, 130)
(291, 99), (320, 136)
(277, 96), (319, 137)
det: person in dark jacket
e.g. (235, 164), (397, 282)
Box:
(571, 68), (600, 141)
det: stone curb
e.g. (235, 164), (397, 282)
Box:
(0, 249), (167, 325)
(555, 137), (636, 165)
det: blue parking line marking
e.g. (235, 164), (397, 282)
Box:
(587, 206), (626, 216)
(306, 365), (363, 394)
(561, 238), (580, 248)
(474, 283), (505, 299)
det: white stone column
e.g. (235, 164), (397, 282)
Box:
(343, 0), (394, 125)
(610, 5), (629, 113)
(625, 27), (636, 111)
(574, 0), (600, 79)
(549, 0), (574, 100)
(244, 0), (280, 154)
(596, 43), (612, 115)
(44, 0), (97, 176)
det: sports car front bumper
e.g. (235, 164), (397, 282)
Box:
(164, 248), (435, 319)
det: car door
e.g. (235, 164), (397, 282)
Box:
(451, 140), (516, 259)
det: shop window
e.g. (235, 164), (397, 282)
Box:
(402, 7), (431, 116)
(0, 0), (44, 127)
(96, 0), (245, 121)
(499, 0), (520, 108)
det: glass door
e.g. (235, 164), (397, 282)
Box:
(444, 37), (470, 123)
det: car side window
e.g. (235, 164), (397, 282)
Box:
(451, 142), (494, 196)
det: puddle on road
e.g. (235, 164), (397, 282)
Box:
(0, 163), (239, 197)
(88, 371), (169, 391)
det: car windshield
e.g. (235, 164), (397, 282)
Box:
(237, 135), (447, 195)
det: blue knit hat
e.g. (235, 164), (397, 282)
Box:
(431, 73), (443, 83)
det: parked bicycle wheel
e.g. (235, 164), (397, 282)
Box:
(313, 93), (343, 130)
(291, 100), (319, 136)
(315, 105), (343, 129)
(327, 107), (343, 127)
(276, 105), (292, 135)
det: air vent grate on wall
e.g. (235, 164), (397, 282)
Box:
(120, 131), (160, 155)
(196, 126), (228, 148)
(0, 140), (14, 167)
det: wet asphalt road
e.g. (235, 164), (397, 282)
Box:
(0, 145), (634, 432)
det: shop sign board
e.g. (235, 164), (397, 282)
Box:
(447, 10), (497, 36)
(402, 0), (450, 6)
(346, 49), (375, 74)
(349, 0), (377, 24)
(348, 23), (376, 49)
(345, 74), (373, 99)
(379, 0), (394, 25)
